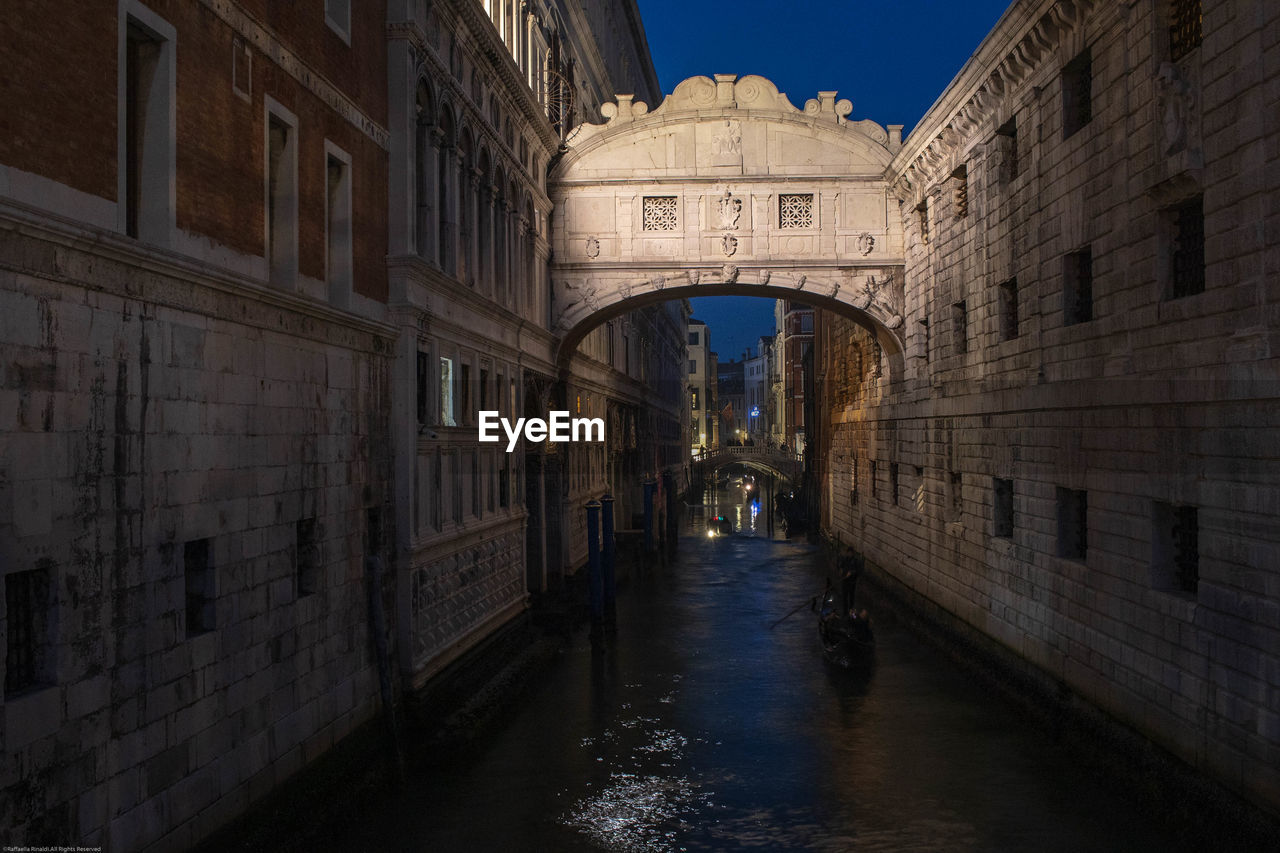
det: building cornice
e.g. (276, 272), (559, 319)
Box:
(888, 0), (1097, 199)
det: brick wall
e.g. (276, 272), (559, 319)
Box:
(819, 0), (1280, 815)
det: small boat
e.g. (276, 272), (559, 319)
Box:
(817, 588), (875, 669)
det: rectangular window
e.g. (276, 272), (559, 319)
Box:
(889, 462), (900, 507)
(952, 165), (968, 218)
(480, 368), (490, 411)
(499, 455), (510, 508)
(999, 278), (1019, 341)
(5, 568), (53, 697)
(1169, 0), (1202, 62)
(916, 200), (929, 245)
(779, 193), (815, 229)
(416, 351), (429, 425)
(689, 332), (699, 345)
(689, 359), (697, 373)
(1056, 488), (1088, 561)
(642, 196), (678, 231)
(1063, 248), (1093, 326)
(452, 452), (463, 523)
(952, 301), (967, 355)
(296, 518), (319, 597)
(468, 451), (480, 517)
(1166, 196), (1205, 299)
(993, 478), (1014, 538)
(439, 356), (456, 426)
(919, 317), (930, 362)
(232, 35), (251, 100)
(266, 105), (299, 286)
(184, 538), (215, 636)
(460, 363), (472, 424)
(325, 148), (353, 307)
(1153, 502), (1198, 594)
(123, 14), (174, 244)
(996, 116), (1019, 182)
(325, 0), (351, 43)
(870, 460), (878, 501)
(1062, 48), (1093, 139)
(949, 471), (962, 520)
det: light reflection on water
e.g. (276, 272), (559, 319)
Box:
(333, 488), (1195, 853)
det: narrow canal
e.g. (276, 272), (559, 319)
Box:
(337, 486), (1192, 852)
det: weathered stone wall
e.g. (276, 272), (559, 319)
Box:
(819, 0), (1280, 815)
(0, 219), (396, 849)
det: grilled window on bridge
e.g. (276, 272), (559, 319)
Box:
(1169, 0), (1202, 62)
(779, 194), (814, 229)
(5, 567), (53, 698)
(642, 196), (678, 231)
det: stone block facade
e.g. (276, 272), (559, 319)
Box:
(816, 0), (1280, 815)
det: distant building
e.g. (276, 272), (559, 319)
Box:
(717, 357), (746, 443)
(774, 299), (813, 454)
(687, 319), (715, 453)
(745, 336), (773, 440)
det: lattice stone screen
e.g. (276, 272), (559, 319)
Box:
(779, 193), (814, 228)
(642, 196), (679, 231)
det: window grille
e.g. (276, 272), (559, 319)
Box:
(1169, 0), (1202, 62)
(5, 568), (52, 697)
(1062, 49), (1093, 139)
(1056, 488), (1088, 560)
(1063, 248), (1093, 326)
(952, 301), (968, 354)
(997, 117), (1019, 182)
(185, 538), (215, 635)
(1170, 196), (1205, 298)
(999, 278), (1019, 340)
(296, 519), (319, 596)
(779, 194), (814, 229)
(993, 478), (1014, 538)
(642, 196), (678, 231)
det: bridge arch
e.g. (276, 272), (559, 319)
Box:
(548, 74), (908, 374)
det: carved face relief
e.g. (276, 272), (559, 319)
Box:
(720, 264), (740, 284)
(758, 270), (771, 285)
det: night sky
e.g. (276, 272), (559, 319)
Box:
(634, 0), (1012, 359)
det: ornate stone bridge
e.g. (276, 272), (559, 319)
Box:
(549, 74), (908, 373)
(699, 444), (803, 482)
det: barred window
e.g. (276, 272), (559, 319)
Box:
(1153, 502), (1198, 594)
(1056, 488), (1088, 561)
(996, 116), (1019, 182)
(779, 193), (814, 229)
(1168, 196), (1205, 299)
(642, 196), (678, 231)
(1169, 0), (1202, 62)
(993, 478), (1014, 538)
(1062, 48), (1092, 139)
(5, 568), (53, 697)
(1063, 248), (1093, 326)
(999, 277), (1019, 341)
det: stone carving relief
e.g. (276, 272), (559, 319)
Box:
(720, 264), (739, 284)
(651, 274), (667, 291)
(857, 233), (875, 255)
(687, 270), (701, 285)
(715, 188), (742, 229)
(793, 274), (807, 290)
(585, 236), (600, 258)
(711, 121), (742, 156)
(720, 234), (738, 257)
(758, 270), (771, 285)
(1156, 62), (1197, 158)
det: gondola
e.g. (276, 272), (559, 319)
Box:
(817, 588), (875, 669)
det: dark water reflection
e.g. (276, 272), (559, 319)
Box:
(340, 490), (1191, 852)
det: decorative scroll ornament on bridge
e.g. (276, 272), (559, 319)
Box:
(549, 74), (909, 360)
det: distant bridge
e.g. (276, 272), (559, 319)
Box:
(697, 445), (803, 482)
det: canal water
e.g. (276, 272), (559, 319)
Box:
(337, 487), (1192, 852)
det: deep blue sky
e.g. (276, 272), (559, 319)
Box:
(634, 0), (1011, 359)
